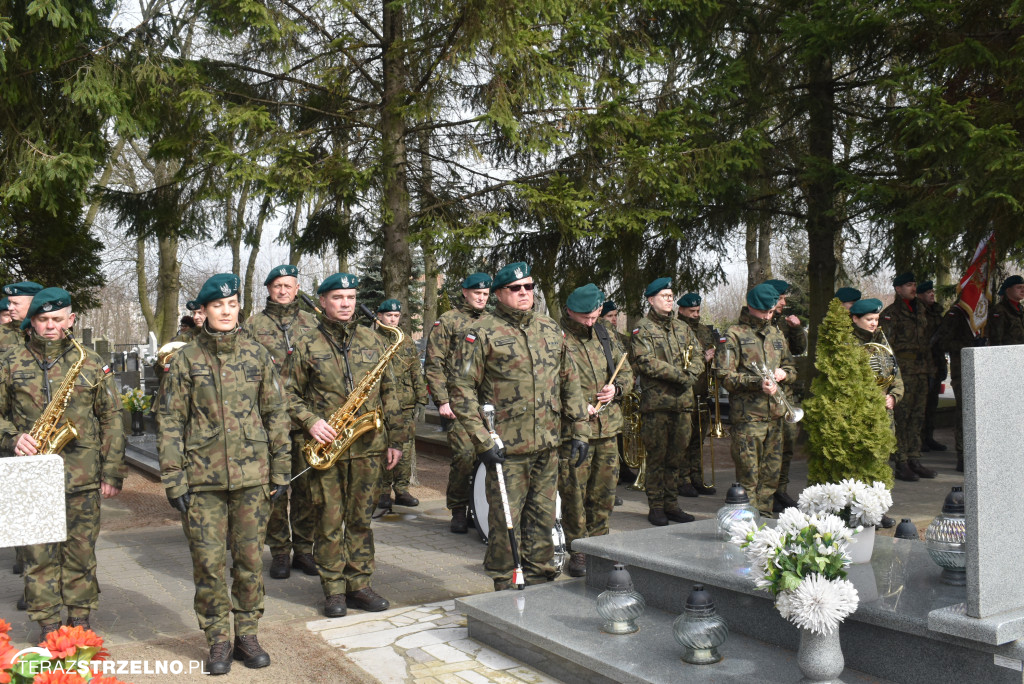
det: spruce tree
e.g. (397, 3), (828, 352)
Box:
(804, 299), (895, 488)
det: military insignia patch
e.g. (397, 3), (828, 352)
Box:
(632, 328), (640, 335)
(513, 267), (524, 279)
(220, 282), (231, 297)
(340, 276), (350, 288)
(42, 303), (53, 312)
(433, 321), (441, 327)
(465, 333), (477, 343)
(102, 365), (112, 375)
(2, 287), (9, 295)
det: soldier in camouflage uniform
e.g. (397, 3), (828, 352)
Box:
(0, 288), (126, 641)
(600, 299), (631, 503)
(159, 274), (291, 673)
(630, 278), (704, 526)
(242, 264), (320, 582)
(764, 280), (807, 511)
(881, 272), (937, 481)
(558, 284), (632, 577)
(422, 272), (491, 533)
(835, 287), (862, 310)
(717, 283), (798, 517)
(449, 262), (590, 590)
(933, 300), (985, 472)
(173, 301), (205, 343)
(375, 298), (428, 508)
(675, 292), (717, 498)
(0, 298), (10, 326)
(916, 280), (948, 453)
(988, 275), (1024, 346)
(285, 272), (408, 617)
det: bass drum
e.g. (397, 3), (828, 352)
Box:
(468, 461), (567, 575)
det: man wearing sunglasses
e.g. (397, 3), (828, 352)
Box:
(449, 262), (590, 590)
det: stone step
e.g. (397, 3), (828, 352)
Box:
(457, 580), (885, 684)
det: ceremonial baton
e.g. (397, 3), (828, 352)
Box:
(299, 293), (324, 316)
(482, 403), (525, 589)
(593, 353), (629, 415)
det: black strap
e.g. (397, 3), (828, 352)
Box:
(27, 342), (74, 404)
(593, 322), (615, 377)
(318, 324), (355, 392)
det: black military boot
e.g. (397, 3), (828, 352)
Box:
(614, 495), (623, 506)
(923, 436), (947, 452)
(775, 491), (798, 509)
(207, 640), (232, 675)
(694, 482), (717, 495)
(346, 587), (390, 612)
(12, 560), (24, 575)
(567, 552), (587, 577)
(894, 462), (919, 482)
(233, 634), (271, 669)
(323, 594), (347, 618)
(450, 507), (468, 534)
(394, 491), (419, 507)
(678, 482), (699, 498)
(956, 456), (964, 472)
(908, 459), (937, 478)
(292, 552), (318, 576)
(67, 616), (91, 631)
(39, 621), (61, 642)
(269, 554), (291, 580)
(665, 508), (696, 523)
(378, 492), (393, 510)
(16, 590), (27, 611)
(648, 508), (669, 526)
(493, 579), (513, 591)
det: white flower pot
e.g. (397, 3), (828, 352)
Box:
(846, 525), (875, 564)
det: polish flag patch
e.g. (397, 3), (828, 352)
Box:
(102, 365), (112, 375)
(465, 333), (477, 343)
(632, 328), (640, 335)
(433, 321), (441, 327)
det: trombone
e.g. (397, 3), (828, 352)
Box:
(751, 361), (803, 423)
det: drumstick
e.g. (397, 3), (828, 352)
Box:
(594, 353), (629, 415)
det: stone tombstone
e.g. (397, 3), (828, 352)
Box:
(0, 454), (66, 547)
(94, 338), (111, 360)
(962, 345), (1024, 618)
(82, 327), (93, 347)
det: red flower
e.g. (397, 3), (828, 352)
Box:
(91, 678), (129, 684)
(0, 619), (10, 636)
(31, 672), (87, 684)
(41, 625), (104, 659)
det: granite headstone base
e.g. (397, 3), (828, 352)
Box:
(0, 454), (66, 547)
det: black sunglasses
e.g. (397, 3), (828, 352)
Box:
(505, 283), (535, 292)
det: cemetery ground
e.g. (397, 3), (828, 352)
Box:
(0, 421), (962, 683)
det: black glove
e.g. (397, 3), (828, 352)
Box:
(270, 485), (288, 503)
(167, 491), (190, 513)
(478, 444), (506, 468)
(569, 439), (589, 468)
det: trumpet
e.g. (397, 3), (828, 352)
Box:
(751, 361), (803, 423)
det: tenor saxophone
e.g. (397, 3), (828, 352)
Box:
(29, 330), (86, 454)
(302, 317), (405, 470)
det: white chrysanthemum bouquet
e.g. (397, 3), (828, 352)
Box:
(731, 508), (859, 634)
(798, 479), (893, 528)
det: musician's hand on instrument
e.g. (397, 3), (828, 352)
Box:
(100, 482), (121, 499)
(438, 402), (456, 420)
(167, 491), (190, 513)
(478, 444), (506, 468)
(773, 368), (787, 383)
(762, 379), (778, 395)
(569, 439), (589, 468)
(596, 384), (615, 404)
(785, 315), (801, 328)
(309, 419), (338, 445)
(386, 447), (402, 470)
(704, 347), (715, 362)
(587, 403), (597, 416)
(270, 485), (288, 502)
(885, 395), (895, 410)
(14, 433), (38, 456)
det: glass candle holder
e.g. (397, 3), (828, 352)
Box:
(717, 482), (760, 541)
(596, 563), (645, 634)
(925, 486), (966, 586)
(672, 584), (728, 664)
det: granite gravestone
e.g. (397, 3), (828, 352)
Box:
(0, 454), (66, 547)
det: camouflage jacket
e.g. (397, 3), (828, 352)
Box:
(158, 327), (291, 498)
(0, 322), (21, 356)
(560, 315), (632, 441)
(932, 305), (979, 380)
(988, 297), (1024, 347)
(774, 319), (807, 356)
(630, 309), (705, 413)
(384, 332), (428, 410)
(449, 302), (590, 456)
(0, 332), (126, 493)
(242, 299), (319, 380)
(921, 300), (946, 372)
(852, 325), (904, 404)
(717, 309), (798, 422)
(423, 299), (486, 405)
(681, 316), (716, 398)
(881, 298), (933, 376)
(284, 317), (408, 456)
(173, 326), (199, 344)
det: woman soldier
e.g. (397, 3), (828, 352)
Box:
(850, 297), (902, 528)
(158, 274), (292, 675)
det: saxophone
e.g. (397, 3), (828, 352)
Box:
(302, 314), (405, 470)
(29, 330), (86, 454)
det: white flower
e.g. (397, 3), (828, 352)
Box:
(744, 525), (785, 565)
(850, 487), (887, 527)
(775, 591), (794, 619)
(809, 513), (851, 541)
(784, 574), (859, 634)
(776, 507), (810, 537)
(729, 519), (759, 547)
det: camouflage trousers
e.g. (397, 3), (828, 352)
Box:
(777, 416), (801, 495)
(641, 410), (692, 511)
(311, 454), (380, 596)
(382, 408), (417, 493)
(730, 419), (783, 515)
(446, 418), (477, 510)
(682, 400), (711, 485)
(557, 437), (620, 548)
(484, 448), (558, 585)
(922, 373), (942, 441)
(266, 434), (317, 556)
(24, 489), (101, 625)
(182, 486), (270, 646)
(894, 373), (929, 464)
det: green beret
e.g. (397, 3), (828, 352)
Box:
(492, 262), (531, 289)
(196, 273), (241, 306)
(746, 283), (779, 311)
(0, 297), (8, 312)
(21, 287), (72, 329)
(378, 298), (401, 313)
(264, 264), (298, 286)
(834, 287), (861, 303)
(677, 292), (701, 308)
(917, 280), (934, 293)
(850, 298), (883, 316)
(461, 272), (492, 290)
(764, 279), (790, 296)
(3, 281), (43, 297)
(318, 272), (360, 293)
(998, 275), (1023, 296)
(185, 300), (200, 312)
(566, 284), (604, 313)
(644, 277), (672, 298)
(600, 300), (618, 316)
(893, 271), (915, 287)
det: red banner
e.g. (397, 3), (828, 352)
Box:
(955, 232), (996, 336)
